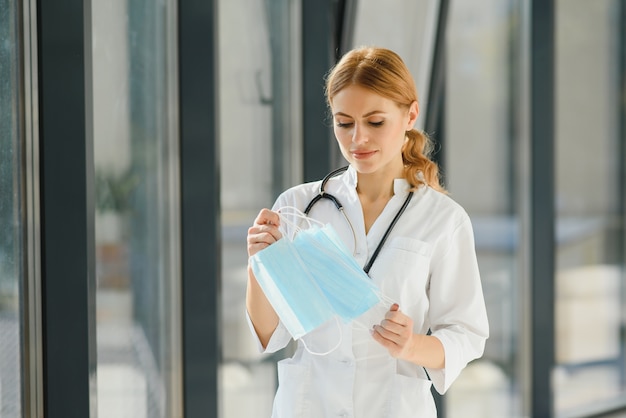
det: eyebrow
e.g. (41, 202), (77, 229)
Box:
(334, 110), (386, 118)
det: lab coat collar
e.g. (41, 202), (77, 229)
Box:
(343, 165), (412, 198)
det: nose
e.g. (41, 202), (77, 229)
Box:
(352, 124), (368, 144)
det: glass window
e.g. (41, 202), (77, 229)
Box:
(91, 1), (182, 417)
(0, 1), (24, 417)
(554, 0), (626, 414)
(218, 0), (301, 416)
(445, 1), (525, 417)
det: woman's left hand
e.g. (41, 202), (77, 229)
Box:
(371, 303), (415, 361)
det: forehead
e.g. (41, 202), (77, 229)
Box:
(330, 85), (399, 115)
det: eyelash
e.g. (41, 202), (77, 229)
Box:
(336, 121), (384, 128)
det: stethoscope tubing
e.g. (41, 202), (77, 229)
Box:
(303, 166), (349, 215)
(302, 166), (413, 275)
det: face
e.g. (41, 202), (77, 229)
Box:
(330, 85), (418, 178)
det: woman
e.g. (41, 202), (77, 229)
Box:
(246, 46), (489, 418)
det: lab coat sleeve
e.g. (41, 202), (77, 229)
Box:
(244, 189), (305, 354)
(245, 309), (292, 354)
(425, 215), (489, 394)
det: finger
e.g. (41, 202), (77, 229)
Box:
(247, 230), (283, 254)
(372, 324), (401, 343)
(384, 304), (400, 320)
(371, 328), (395, 348)
(384, 308), (409, 325)
(372, 325), (409, 360)
(255, 208), (281, 227)
(247, 228), (282, 257)
(249, 224), (282, 242)
(379, 319), (405, 336)
(247, 242), (271, 256)
(248, 230), (277, 246)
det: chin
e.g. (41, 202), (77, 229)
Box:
(350, 161), (379, 174)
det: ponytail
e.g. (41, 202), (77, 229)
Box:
(402, 129), (446, 193)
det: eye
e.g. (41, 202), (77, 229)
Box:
(336, 121), (353, 128)
(369, 120), (384, 127)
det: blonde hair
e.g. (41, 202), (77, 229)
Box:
(325, 46), (445, 192)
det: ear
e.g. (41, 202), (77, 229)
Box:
(406, 101), (419, 130)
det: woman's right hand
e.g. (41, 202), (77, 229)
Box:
(247, 208), (282, 257)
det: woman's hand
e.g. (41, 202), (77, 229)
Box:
(247, 208), (282, 257)
(371, 304), (416, 361)
(372, 303), (445, 369)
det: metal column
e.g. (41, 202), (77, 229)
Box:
(530, 1), (556, 416)
(38, 0), (97, 415)
(178, 0), (221, 417)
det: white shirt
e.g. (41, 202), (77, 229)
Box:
(247, 166), (489, 418)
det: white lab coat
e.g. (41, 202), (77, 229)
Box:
(247, 166), (489, 418)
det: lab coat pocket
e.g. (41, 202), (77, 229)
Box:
(272, 359), (311, 418)
(373, 237), (432, 306)
(388, 374), (436, 418)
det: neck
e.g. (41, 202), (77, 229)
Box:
(356, 170), (400, 202)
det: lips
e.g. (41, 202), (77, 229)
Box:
(351, 150), (377, 159)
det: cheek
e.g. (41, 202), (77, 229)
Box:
(334, 133), (352, 159)
(333, 128), (351, 145)
(386, 126), (408, 146)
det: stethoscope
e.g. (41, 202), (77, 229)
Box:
(302, 166), (414, 274)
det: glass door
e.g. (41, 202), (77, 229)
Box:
(554, 0), (626, 415)
(218, 0), (302, 416)
(91, 1), (182, 416)
(444, 1), (526, 416)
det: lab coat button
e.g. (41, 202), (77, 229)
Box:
(340, 359), (352, 366)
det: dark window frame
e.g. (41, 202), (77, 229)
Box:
(38, 0), (97, 416)
(178, 0), (221, 417)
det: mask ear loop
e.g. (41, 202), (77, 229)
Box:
(281, 205), (357, 256)
(278, 206), (325, 226)
(277, 206), (326, 239)
(298, 316), (343, 356)
(349, 294), (405, 363)
(349, 292), (397, 333)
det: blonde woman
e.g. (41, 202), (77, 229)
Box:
(246, 46), (489, 418)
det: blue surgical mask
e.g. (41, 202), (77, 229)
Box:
(292, 225), (381, 322)
(249, 235), (336, 341)
(249, 208), (384, 354)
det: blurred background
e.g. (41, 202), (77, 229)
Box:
(1, 0), (625, 417)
